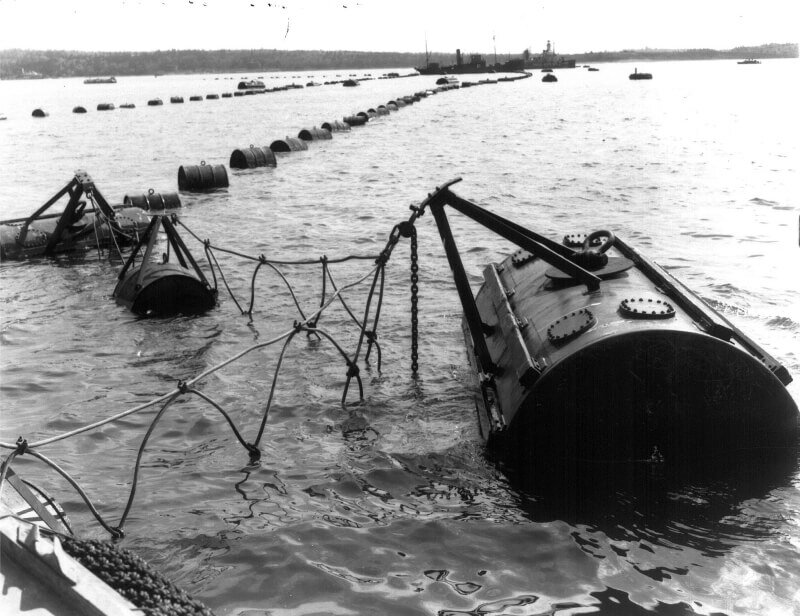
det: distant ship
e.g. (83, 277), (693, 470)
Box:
(84, 76), (117, 84)
(497, 41), (576, 71)
(416, 48), (489, 75)
(737, 58), (761, 64)
(17, 69), (45, 80)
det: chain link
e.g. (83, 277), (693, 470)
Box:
(410, 226), (419, 374)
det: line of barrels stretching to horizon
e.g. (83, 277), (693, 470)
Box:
(26, 71), (420, 118)
(121, 73), (531, 208)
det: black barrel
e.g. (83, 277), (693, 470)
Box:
(394, 99), (407, 108)
(297, 127), (332, 141)
(170, 96), (184, 103)
(31, 108), (48, 118)
(542, 73), (558, 83)
(189, 95), (203, 101)
(120, 103), (135, 108)
(206, 93), (219, 99)
(321, 120), (351, 132)
(97, 103), (115, 111)
(233, 91), (245, 97)
(356, 111), (370, 121)
(147, 98), (163, 106)
(376, 105), (389, 115)
(402, 95), (416, 104)
(72, 106), (87, 114)
(342, 115), (367, 127)
(123, 188), (182, 210)
(387, 101), (399, 110)
(177, 162), (229, 191)
(221, 92), (233, 98)
(229, 145), (277, 169)
(365, 109), (378, 118)
(269, 137), (308, 152)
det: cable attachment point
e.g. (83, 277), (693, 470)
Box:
(15, 436), (29, 456)
(293, 320), (304, 333)
(398, 221), (415, 238)
(203, 238), (211, 248)
(245, 443), (261, 462)
(177, 380), (189, 394)
(365, 330), (378, 343)
(375, 250), (390, 266)
(346, 361), (360, 378)
(110, 527), (125, 540)
(259, 254), (267, 264)
(170, 213), (179, 225)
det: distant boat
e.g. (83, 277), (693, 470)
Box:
(18, 69), (45, 80)
(737, 58), (761, 65)
(629, 68), (653, 80)
(84, 76), (117, 84)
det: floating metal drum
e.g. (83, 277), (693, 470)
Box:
(123, 189), (182, 210)
(342, 115), (367, 126)
(177, 162), (229, 191)
(297, 127), (332, 141)
(32, 108), (49, 118)
(170, 96), (184, 103)
(229, 146), (277, 169)
(72, 106), (87, 114)
(269, 137), (308, 152)
(114, 263), (217, 317)
(97, 103), (115, 111)
(321, 120), (351, 132)
(147, 98), (163, 106)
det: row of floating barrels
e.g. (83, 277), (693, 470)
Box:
(106, 79), (520, 200)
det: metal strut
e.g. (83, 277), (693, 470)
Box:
(415, 178), (605, 377)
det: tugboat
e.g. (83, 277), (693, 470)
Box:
(737, 58), (762, 64)
(416, 179), (798, 467)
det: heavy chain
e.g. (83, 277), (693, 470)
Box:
(410, 226), (419, 374)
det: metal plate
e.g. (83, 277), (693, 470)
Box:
(619, 296), (676, 319)
(511, 248), (536, 267)
(547, 308), (596, 344)
(562, 233), (588, 248)
(545, 257), (634, 280)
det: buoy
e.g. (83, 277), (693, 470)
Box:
(31, 108), (49, 117)
(72, 106), (87, 114)
(221, 92), (233, 98)
(233, 91), (245, 97)
(123, 189), (182, 210)
(97, 103), (115, 111)
(387, 101), (399, 110)
(205, 93), (219, 99)
(269, 137), (308, 152)
(113, 216), (217, 317)
(298, 127), (332, 141)
(629, 68), (653, 80)
(229, 145), (277, 169)
(189, 95), (203, 101)
(120, 103), (135, 109)
(170, 96), (184, 103)
(375, 105), (390, 115)
(177, 162), (229, 191)
(147, 98), (163, 106)
(342, 115), (367, 126)
(320, 120), (351, 132)
(542, 73), (558, 82)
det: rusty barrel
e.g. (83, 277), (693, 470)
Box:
(297, 127), (332, 141)
(343, 115), (367, 127)
(230, 146), (277, 169)
(178, 162), (229, 191)
(123, 189), (182, 210)
(321, 120), (351, 132)
(269, 137), (308, 152)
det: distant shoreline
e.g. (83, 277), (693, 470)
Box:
(1, 43), (796, 80)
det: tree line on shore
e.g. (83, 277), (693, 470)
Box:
(1, 43), (796, 79)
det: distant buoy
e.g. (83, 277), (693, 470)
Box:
(120, 103), (135, 109)
(230, 146), (277, 169)
(147, 98), (163, 106)
(97, 103), (115, 111)
(72, 106), (87, 114)
(206, 93), (219, 100)
(342, 115), (367, 126)
(297, 127), (332, 141)
(189, 95), (203, 101)
(123, 189), (182, 210)
(321, 120), (351, 132)
(269, 137), (308, 152)
(542, 73), (558, 82)
(170, 96), (184, 103)
(629, 68), (653, 80)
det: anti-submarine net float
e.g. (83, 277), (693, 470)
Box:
(418, 179), (797, 466)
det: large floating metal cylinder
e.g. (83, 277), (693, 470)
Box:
(123, 189), (182, 210)
(229, 146), (277, 169)
(147, 98), (163, 106)
(170, 96), (184, 104)
(72, 106), (87, 114)
(32, 108), (49, 117)
(178, 162), (229, 191)
(297, 127), (332, 141)
(97, 103), (115, 111)
(269, 137), (308, 152)
(115, 263), (217, 317)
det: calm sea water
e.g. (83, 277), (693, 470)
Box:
(1, 59), (799, 616)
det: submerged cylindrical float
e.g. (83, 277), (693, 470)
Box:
(297, 127), (332, 141)
(32, 108), (49, 118)
(189, 95), (203, 101)
(177, 162), (229, 191)
(170, 96), (184, 103)
(229, 145), (277, 169)
(72, 106), (87, 114)
(387, 101), (399, 110)
(269, 137), (308, 152)
(206, 93), (219, 99)
(97, 103), (115, 111)
(147, 98), (163, 106)
(321, 120), (351, 132)
(115, 262), (217, 317)
(120, 103), (135, 109)
(221, 92), (233, 98)
(342, 115), (367, 126)
(123, 189), (182, 210)
(233, 91), (245, 97)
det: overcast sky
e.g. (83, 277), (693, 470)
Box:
(1, 0), (797, 55)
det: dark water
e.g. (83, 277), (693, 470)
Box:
(1, 59), (799, 615)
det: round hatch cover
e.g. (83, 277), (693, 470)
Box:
(619, 296), (676, 319)
(547, 308), (596, 344)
